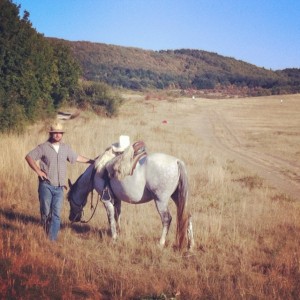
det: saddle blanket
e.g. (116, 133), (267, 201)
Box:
(106, 141), (147, 180)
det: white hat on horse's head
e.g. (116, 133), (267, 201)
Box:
(112, 135), (130, 152)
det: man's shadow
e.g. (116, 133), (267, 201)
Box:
(0, 208), (109, 239)
(0, 208), (40, 232)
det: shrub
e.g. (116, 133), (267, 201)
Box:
(73, 82), (123, 116)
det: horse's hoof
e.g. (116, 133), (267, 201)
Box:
(110, 238), (118, 246)
(188, 244), (195, 252)
(157, 243), (165, 249)
(182, 250), (196, 258)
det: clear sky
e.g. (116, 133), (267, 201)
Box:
(16, 0), (300, 70)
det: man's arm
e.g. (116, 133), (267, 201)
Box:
(25, 155), (48, 180)
(76, 155), (94, 164)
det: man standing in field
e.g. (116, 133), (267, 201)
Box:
(25, 122), (94, 241)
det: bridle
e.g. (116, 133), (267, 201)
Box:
(69, 190), (99, 224)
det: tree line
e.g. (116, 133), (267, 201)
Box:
(81, 62), (300, 95)
(80, 50), (300, 94)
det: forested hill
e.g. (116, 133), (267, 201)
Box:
(53, 38), (300, 96)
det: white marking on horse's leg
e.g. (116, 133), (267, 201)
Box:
(155, 201), (172, 247)
(187, 216), (195, 250)
(159, 225), (169, 246)
(102, 200), (117, 239)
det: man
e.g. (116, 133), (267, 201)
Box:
(25, 122), (94, 241)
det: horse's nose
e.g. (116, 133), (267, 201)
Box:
(69, 212), (81, 222)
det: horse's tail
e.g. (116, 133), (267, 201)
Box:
(174, 160), (190, 250)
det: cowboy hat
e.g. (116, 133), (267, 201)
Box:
(112, 135), (130, 152)
(49, 122), (64, 133)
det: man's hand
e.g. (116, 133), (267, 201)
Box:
(37, 170), (48, 181)
(77, 155), (95, 164)
(25, 155), (48, 180)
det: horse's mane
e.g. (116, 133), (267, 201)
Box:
(94, 146), (115, 174)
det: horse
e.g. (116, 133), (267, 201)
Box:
(67, 146), (194, 250)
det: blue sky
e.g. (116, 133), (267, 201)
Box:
(16, 0), (300, 70)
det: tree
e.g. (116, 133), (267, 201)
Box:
(49, 39), (81, 108)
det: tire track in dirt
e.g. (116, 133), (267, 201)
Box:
(210, 110), (300, 179)
(184, 107), (300, 201)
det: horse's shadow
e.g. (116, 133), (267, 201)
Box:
(69, 223), (91, 234)
(69, 222), (111, 240)
(0, 208), (110, 240)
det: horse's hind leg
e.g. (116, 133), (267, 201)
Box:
(187, 215), (195, 250)
(155, 200), (172, 247)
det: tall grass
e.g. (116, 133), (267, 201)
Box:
(1, 93), (300, 299)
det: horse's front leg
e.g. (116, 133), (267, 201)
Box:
(102, 199), (118, 240)
(155, 200), (172, 247)
(114, 198), (121, 233)
(94, 176), (118, 240)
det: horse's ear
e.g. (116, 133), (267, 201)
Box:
(68, 178), (73, 188)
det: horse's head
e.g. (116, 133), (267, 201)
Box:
(67, 177), (88, 222)
(67, 147), (116, 223)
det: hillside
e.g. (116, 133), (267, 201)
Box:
(50, 38), (300, 96)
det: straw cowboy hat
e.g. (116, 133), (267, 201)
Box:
(49, 122), (65, 133)
(112, 135), (130, 152)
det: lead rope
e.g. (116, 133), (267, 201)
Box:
(80, 191), (100, 224)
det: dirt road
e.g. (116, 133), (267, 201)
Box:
(179, 96), (300, 201)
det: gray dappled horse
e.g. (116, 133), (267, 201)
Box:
(67, 147), (194, 250)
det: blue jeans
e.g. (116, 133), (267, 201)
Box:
(38, 181), (64, 241)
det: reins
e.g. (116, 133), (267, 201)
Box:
(79, 160), (99, 223)
(71, 188), (111, 224)
(78, 191), (100, 224)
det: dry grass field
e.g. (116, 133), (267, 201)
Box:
(1, 92), (300, 299)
